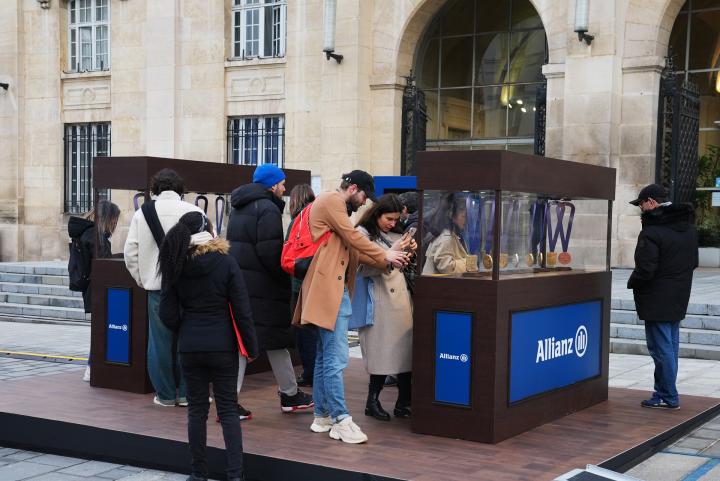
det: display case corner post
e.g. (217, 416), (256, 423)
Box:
(492, 190), (501, 280)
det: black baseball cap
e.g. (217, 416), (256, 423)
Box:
(342, 170), (377, 202)
(629, 184), (667, 206)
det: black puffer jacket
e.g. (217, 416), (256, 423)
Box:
(159, 238), (258, 357)
(226, 183), (292, 351)
(627, 203), (699, 322)
(68, 217), (111, 313)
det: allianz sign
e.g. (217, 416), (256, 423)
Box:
(535, 325), (588, 363)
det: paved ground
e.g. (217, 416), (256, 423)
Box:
(0, 270), (719, 480)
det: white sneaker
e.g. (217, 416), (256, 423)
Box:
(153, 395), (176, 407)
(310, 416), (333, 433)
(329, 417), (368, 444)
(82, 366), (90, 382)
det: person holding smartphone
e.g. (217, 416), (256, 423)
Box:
(352, 194), (416, 421)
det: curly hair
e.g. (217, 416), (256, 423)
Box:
(150, 168), (185, 196)
(157, 211), (209, 290)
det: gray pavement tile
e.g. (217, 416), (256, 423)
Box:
(58, 460), (123, 477)
(666, 447), (703, 455)
(117, 466), (143, 473)
(26, 474), (109, 481)
(675, 437), (717, 450)
(0, 448), (20, 457)
(111, 470), (172, 480)
(626, 452), (708, 481)
(96, 468), (147, 480)
(1, 451), (44, 462)
(30, 453), (85, 468)
(0, 461), (60, 481)
(692, 428), (720, 440)
(700, 441), (720, 457)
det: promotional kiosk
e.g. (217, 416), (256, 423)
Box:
(90, 156), (310, 393)
(412, 150), (616, 443)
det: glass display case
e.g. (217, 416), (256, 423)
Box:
(420, 190), (611, 279)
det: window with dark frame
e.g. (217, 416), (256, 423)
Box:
(414, 0), (547, 154)
(68, 0), (110, 72)
(227, 116), (285, 166)
(231, 0), (287, 59)
(64, 123), (111, 214)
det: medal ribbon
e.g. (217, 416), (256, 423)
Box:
(500, 199), (519, 252)
(464, 195), (482, 255)
(546, 201), (561, 253)
(480, 195), (495, 255)
(528, 200), (546, 255)
(557, 201), (575, 253)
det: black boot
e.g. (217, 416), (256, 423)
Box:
(394, 372), (412, 418)
(365, 374), (390, 421)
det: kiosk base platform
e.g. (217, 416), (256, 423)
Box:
(0, 359), (717, 481)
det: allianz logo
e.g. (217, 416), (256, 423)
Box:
(438, 352), (469, 363)
(108, 323), (128, 332)
(535, 325), (588, 363)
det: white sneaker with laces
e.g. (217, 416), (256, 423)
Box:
(82, 365), (90, 382)
(329, 417), (368, 444)
(310, 416), (333, 433)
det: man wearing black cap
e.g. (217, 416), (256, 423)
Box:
(292, 170), (410, 444)
(627, 184), (698, 410)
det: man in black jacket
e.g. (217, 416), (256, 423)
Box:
(628, 184), (698, 410)
(227, 164), (313, 417)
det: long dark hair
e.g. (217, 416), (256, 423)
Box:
(427, 192), (466, 238)
(289, 183), (315, 218)
(86, 200), (120, 236)
(157, 211), (210, 290)
(355, 193), (404, 240)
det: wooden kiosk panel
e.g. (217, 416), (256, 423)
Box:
(412, 150), (616, 443)
(90, 156), (311, 393)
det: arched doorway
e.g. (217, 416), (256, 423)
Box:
(413, 0), (547, 154)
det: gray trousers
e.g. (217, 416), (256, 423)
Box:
(237, 348), (298, 396)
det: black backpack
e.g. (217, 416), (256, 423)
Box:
(68, 234), (92, 292)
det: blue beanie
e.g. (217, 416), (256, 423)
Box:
(253, 164), (286, 189)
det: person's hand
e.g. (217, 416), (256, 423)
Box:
(391, 234), (413, 252)
(386, 250), (409, 268)
(406, 238), (418, 252)
(248, 356), (257, 363)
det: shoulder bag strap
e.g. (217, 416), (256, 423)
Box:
(141, 201), (166, 249)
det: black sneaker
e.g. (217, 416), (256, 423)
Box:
(296, 374), (313, 387)
(640, 398), (679, 410)
(280, 389), (314, 412)
(384, 375), (397, 387)
(216, 404), (252, 423)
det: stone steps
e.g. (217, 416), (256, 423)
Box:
(0, 281), (81, 298)
(0, 292), (83, 309)
(610, 338), (720, 361)
(0, 302), (86, 321)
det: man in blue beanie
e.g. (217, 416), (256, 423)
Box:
(225, 164), (313, 420)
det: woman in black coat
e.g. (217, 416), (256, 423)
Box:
(225, 164), (313, 414)
(159, 212), (258, 481)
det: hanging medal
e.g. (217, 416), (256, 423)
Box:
(545, 201), (561, 267)
(557, 201), (575, 265)
(526, 200), (546, 267)
(499, 198), (520, 269)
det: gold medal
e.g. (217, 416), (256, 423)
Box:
(526, 253), (535, 267)
(499, 253), (508, 269)
(482, 253), (493, 270)
(546, 252), (557, 267)
(558, 252), (572, 265)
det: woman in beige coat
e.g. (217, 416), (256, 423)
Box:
(422, 194), (476, 275)
(353, 194), (416, 421)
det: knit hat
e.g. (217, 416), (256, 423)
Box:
(253, 164), (286, 189)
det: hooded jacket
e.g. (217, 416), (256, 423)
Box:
(226, 182), (292, 351)
(627, 203), (699, 322)
(68, 216), (111, 312)
(159, 237), (258, 357)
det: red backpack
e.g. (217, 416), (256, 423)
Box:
(281, 202), (332, 279)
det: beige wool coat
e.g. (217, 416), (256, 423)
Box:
(422, 229), (470, 275)
(292, 191), (387, 331)
(357, 228), (413, 375)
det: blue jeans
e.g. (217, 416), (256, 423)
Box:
(147, 290), (186, 402)
(313, 289), (351, 422)
(644, 320), (681, 406)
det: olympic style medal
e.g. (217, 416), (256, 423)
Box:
(483, 253), (493, 270)
(546, 251), (558, 267)
(499, 253), (508, 269)
(558, 251), (572, 265)
(526, 253), (535, 267)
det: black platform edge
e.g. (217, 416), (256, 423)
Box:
(598, 400), (720, 473)
(0, 412), (401, 481)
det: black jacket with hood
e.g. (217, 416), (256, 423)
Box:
(627, 203), (699, 322)
(226, 183), (292, 351)
(159, 237), (258, 357)
(68, 216), (111, 313)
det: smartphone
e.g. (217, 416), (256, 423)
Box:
(405, 227), (417, 238)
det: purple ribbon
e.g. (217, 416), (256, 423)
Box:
(528, 200), (546, 255)
(546, 201), (575, 253)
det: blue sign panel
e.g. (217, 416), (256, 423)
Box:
(509, 300), (602, 403)
(373, 176), (416, 196)
(435, 311), (472, 406)
(106, 288), (131, 365)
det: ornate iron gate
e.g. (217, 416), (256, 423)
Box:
(655, 55), (701, 204)
(400, 73), (428, 176)
(533, 81), (547, 156)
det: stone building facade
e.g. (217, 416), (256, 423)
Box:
(0, 0), (718, 263)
